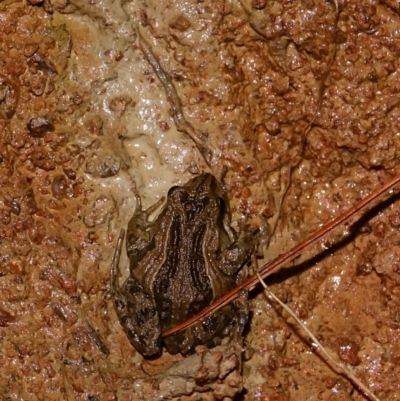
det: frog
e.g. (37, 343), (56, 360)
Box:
(110, 173), (254, 357)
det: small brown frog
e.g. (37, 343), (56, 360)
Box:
(111, 173), (254, 357)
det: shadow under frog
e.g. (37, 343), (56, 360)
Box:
(111, 173), (254, 357)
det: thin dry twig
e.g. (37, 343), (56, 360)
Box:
(256, 273), (381, 401)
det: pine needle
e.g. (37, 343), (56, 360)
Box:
(256, 273), (381, 401)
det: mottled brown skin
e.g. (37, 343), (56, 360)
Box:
(111, 174), (254, 357)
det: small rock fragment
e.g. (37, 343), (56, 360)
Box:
(27, 116), (54, 138)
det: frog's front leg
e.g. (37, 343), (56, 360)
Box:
(111, 230), (162, 357)
(126, 196), (165, 263)
(218, 232), (255, 276)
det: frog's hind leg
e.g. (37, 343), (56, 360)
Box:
(119, 278), (162, 357)
(110, 229), (162, 357)
(231, 289), (250, 338)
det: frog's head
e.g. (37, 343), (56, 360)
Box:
(168, 174), (229, 224)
